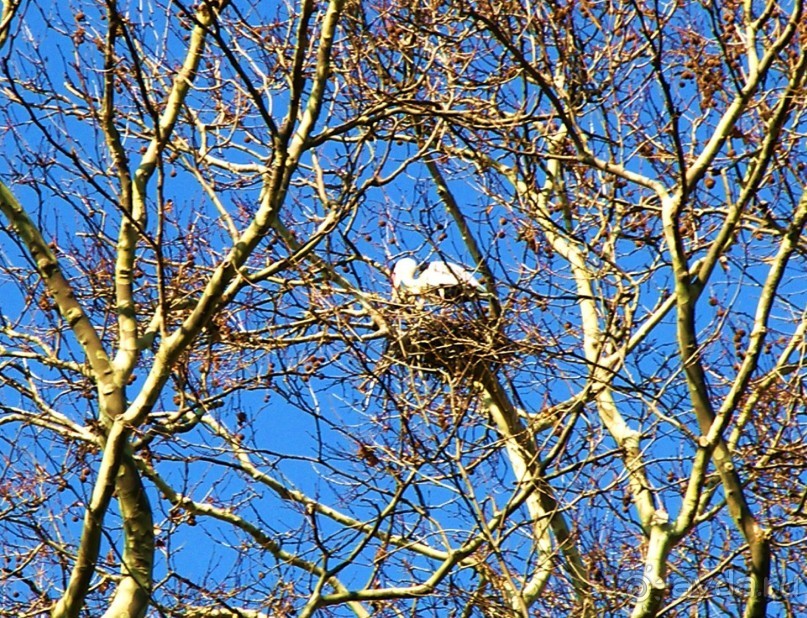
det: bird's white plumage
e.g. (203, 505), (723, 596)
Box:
(391, 257), (420, 293)
(421, 261), (484, 290)
(392, 257), (483, 298)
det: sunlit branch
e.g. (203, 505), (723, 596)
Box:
(0, 0), (20, 51)
(199, 413), (463, 565)
(683, 0), (803, 192)
(137, 456), (370, 618)
(729, 311), (807, 452)
(124, 7), (345, 429)
(103, 16), (139, 387)
(99, 457), (153, 618)
(662, 190), (772, 618)
(0, 183), (119, 414)
(693, 46), (807, 301)
(422, 142), (502, 319)
(712, 190), (807, 441)
(473, 367), (591, 614)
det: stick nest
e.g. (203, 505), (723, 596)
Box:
(384, 304), (513, 376)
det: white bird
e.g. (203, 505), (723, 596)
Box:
(391, 257), (485, 300)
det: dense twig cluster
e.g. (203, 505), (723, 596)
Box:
(383, 302), (514, 378)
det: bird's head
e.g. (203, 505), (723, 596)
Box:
(391, 257), (419, 289)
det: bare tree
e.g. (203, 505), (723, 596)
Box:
(1, 1), (806, 617)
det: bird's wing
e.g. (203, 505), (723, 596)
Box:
(423, 261), (483, 288)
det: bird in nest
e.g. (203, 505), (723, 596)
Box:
(391, 257), (487, 302)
